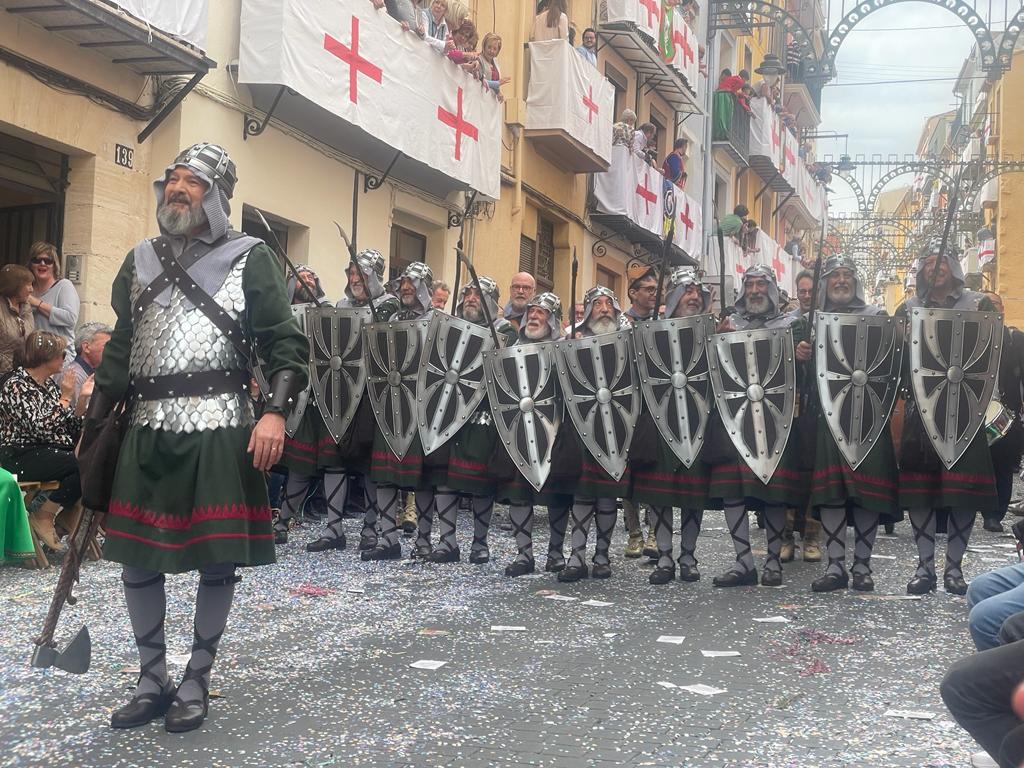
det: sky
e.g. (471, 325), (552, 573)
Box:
(817, 3), (987, 213)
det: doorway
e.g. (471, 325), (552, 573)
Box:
(0, 132), (67, 267)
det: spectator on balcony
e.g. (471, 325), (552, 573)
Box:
(576, 27), (597, 66)
(663, 138), (688, 189)
(740, 220), (760, 257)
(419, 0), (452, 54)
(717, 68), (743, 94)
(477, 33), (510, 100)
(370, 0), (418, 29)
(532, 0), (569, 42)
(612, 109), (637, 148)
(738, 84), (754, 114)
(633, 122), (656, 161)
(718, 204), (748, 238)
(568, 25), (576, 46)
(447, 18), (480, 66)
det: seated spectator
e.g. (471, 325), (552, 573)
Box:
(532, 0), (568, 42)
(59, 321), (111, 412)
(0, 331), (86, 552)
(718, 204), (749, 237)
(663, 138), (688, 188)
(576, 27), (597, 66)
(419, 0), (452, 53)
(477, 33), (510, 100)
(967, 560), (1024, 652)
(0, 264), (34, 376)
(27, 242), (80, 364)
(612, 109), (638, 147)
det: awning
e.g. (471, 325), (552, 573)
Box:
(0, 0), (214, 75)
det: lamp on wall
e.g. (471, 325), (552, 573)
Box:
(754, 54), (786, 86)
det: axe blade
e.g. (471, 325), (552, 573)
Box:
(32, 626), (91, 674)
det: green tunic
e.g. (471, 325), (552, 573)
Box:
(95, 244), (307, 573)
(1, 468), (34, 562)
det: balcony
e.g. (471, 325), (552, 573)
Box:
(599, 0), (703, 115)
(711, 91), (749, 167)
(782, 80), (821, 129)
(524, 40), (613, 174)
(591, 144), (702, 266)
(238, 0), (502, 199)
(746, 96), (826, 224)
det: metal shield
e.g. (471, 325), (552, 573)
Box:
(285, 304), (312, 437)
(417, 313), (496, 455)
(634, 315), (715, 468)
(554, 332), (641, 481)
(363, 316), (431, 459)
(485, 342), (561, 492)
(909, 307), (1003, 469)
(709, 326), (797, 482)
(815, 312), (904, 470)
(308, 306), (372, 442)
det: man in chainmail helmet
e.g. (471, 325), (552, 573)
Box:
(85, 143), (307, 732)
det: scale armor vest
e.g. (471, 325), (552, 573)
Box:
(128, 256), (254, 433)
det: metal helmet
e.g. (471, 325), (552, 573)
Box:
(456, 275), (500, 323)
(292, 263), (325, 302)
(519, 291), (563, 341)
(663, 266), (712, 317)
(580, 285), (623, 331)
(818, 253), (866, 310)
(913, 237), (965, 299)
(392, 261), (434, 312)
(171, 142), (237, 198)
(346, 248), (387, 302)
(734, 264), (781, 318)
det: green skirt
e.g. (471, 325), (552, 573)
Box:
(809, 414), (900, 521)
(1, 468), (34, 563)
(104, 425), (275, 574)
(430, 421), (500, 496)
(707, 441), (808, 509)
(631, 438), (710, 509)
(370, 430), (425, 490)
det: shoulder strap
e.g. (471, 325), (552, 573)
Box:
(151, 238), (253, 367)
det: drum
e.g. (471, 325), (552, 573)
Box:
(985, 401), (1016, 446)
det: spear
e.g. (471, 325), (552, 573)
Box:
(715, 217), (728, 321)
(653, 219), (676, 321)
(252, 208), (319, 306)
(333, 220), (378, 320)
(569, 247), (579, 338)
(454, 246), (500, 349)
(925, 168), (964, 301)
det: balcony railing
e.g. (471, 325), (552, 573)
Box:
(711, 91), (749, 166)
(524, 40), (613, 174)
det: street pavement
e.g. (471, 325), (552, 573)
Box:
(0, 506), (1017, 768)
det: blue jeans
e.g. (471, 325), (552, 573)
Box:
(267, 470), (287, 510)
(967, 563), (1024, 651)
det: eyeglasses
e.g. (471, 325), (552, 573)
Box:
(30, 257), (54, 266)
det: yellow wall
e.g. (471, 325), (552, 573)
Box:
(994, 54), (1024, 326)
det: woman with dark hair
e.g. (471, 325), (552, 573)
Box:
(532, 0), (568, 41)
(26, 242), (80, 360)
(0, 330), (88, 551)
(0, 264), (35, 375)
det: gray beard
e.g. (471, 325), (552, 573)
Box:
(524, 324), (550, 341)
(746, 296), (769, 315)
(587, 316), (618, 335)
(401, 293), (417, 307)
(828, 289), (853, 306)
(157, 200), (208, 236)
(462, 306), (484, 324)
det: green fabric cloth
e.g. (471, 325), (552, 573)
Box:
(712, 91), (735, 142)
(718, 213), (743, 237)
(96, 241), (307, 573)
(0, 468), (34, 563)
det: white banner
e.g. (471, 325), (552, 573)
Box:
(667, 10), (700, 91)
(709, 229), (801, 301)
(238, 0), (502, 199)
(604, 0), (661, 40)
(526, 40), (614, 165)
(593, 145), (702, 259)
(603, 0), (699, 95)
(748, 97), (826, 222)
(111, 0), (209, 50)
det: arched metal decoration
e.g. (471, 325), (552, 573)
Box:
(634, 314), (715, 468)
(815, 312), (904, 469)
(865, 163), (958, 213)
(712, 1), (823, 78)
(833, 171), (869, 214)
(962, 159), (1024, 210)
(909, 307), (1003, 469)
(708, 326), (797, 483)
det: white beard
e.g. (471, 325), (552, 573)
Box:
(463, 305), (484, 324)
(587, 316), (618, 335)
(746, 295), (769, 314)
(157, 200), (207, 235)
(524, 324), (550, 341)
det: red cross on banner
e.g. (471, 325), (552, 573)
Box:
(635, 173), (658, 216)
(679, 202), (694, 238)
(323, 16), (382, 104)
(772, 249), (787, 282)
(770, 119), (780, 150)
(437, 87), (478, 161)
(784, 139), (796, 167)
(735, 261), (747, 278)
(673, 25), (694, 66)
(582, 85), (599, 124)
(638, 0), (661, 28)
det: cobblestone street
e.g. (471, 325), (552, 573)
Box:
(1, 507), (1015, 768)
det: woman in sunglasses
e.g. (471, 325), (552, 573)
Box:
(26, 242), (80, 361)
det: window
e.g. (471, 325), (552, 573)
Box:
(604, 64), (628, 121)
(596, 265), (620, 298)
(535, 218), (556, 290)
(241, 205), (289, 252)
(389, 225), (426, 282)
(650, 107), (667, 164)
